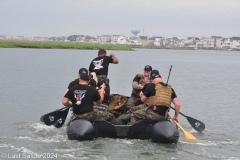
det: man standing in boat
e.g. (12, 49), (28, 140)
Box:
(128, 70), (180, 125)
(89, 49), (119, 105)
(62, 67), (116, 124)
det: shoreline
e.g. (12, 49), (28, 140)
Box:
(0, 40), (133, 51)
(0, 40), (199, 51)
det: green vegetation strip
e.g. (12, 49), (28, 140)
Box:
(0, 40), (133, 51)
(0, 40), (194, 50)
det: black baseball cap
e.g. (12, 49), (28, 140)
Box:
(79, 68), (90, 81)
(144, 65), (152, 71)
(150, 70), (162, 80)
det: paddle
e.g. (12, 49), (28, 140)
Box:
(166, 65), (172, 84)
(170, 106), (205, 132)
(40, 107), (70, 128)
(168, 113), (197, 141)
(166, 65), (205, 132)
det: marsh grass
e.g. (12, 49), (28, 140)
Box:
(0, 40), (133, 51)
(0, 40), (194, 50)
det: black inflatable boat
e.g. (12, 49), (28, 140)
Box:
(67, 119), (179, 143)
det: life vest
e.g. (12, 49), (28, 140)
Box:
(132, 74), (145, 96)
(144, 82), (172, 108)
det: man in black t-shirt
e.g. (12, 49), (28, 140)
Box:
(128, 70), (181, 125)
(89, 49), (119, 104)
(66, 68), (97, 93)
(62, 67), (116, 124)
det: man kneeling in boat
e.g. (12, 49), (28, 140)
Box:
(62, 68), (117, 124)
(127, 70), (180, 125)
(124, 65), (152, 113)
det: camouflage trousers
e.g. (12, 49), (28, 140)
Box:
(124, 96), (141, 112)
(97, 75), (110, 105)
(116, 113), (131, 125)
(74, 109), (116, 124)
(116, 104), (146, 125)
(93, 102), (109, 111)
(128, 107), (165, 125)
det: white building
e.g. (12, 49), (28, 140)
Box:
(153, 37), (164, 46)
(111, 35), (127, 45)
(222, 37), (240, 49)
(97, 35), (111, 44)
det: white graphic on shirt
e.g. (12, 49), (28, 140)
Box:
(93, 59), (104, 69)
(74, 91), (86, 105)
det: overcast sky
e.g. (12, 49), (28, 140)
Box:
(1, 0), (240, 38)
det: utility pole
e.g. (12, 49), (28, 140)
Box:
(143, 26), (144, 36)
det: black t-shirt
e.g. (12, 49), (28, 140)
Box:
(67, 78), (96, 89)
(142, 82), (177, 113)
(131, 74), (142, 97)
(89, 56), (114, 76)
(64, 84), (100, 114)
(132, 74), (142, 83)
(131, 74), (150, 97)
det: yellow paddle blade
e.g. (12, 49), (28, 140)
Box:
(168, 113), (197, 141)
(181, 128), (197, 141)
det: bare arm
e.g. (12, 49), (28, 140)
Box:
(109, 53), (119, 64)
(172, 97), (180, 123)
(62, 97), (73, 107)
(140, 91), (148, 102)
(132, 81), (143, 90)
(96, 83), (106, 104)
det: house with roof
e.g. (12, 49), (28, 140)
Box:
(208, 36), (222, 49)
(230, 37), (240, 49)
(127, 36), (141, 45)
(111, 35), (127, 45)
(97, 35), (111, 44)
(139, 36), (154, 46)
(153, 36), (165, 46)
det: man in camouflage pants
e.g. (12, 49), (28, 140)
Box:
(124, 65), (152, 112)
(89, 49), (119, 105)
(72, 108), (116, 124)
(62, 67), (116, 124)
(116, 65), (152, 125)
(128, 70), (181, 125)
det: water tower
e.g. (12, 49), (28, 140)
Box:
(131, 28), (140, 36)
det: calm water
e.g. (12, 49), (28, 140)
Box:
(0, 48), (240, 160)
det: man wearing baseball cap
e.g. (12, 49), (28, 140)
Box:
(66, 68), (98, 93)
(128, 69), (180, 125)
(62, 67), (116, 124)
(127, 65), (152, 109)
(116, 65), (152, 125)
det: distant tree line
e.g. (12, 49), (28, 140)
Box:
(67, 35), (95, 42)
